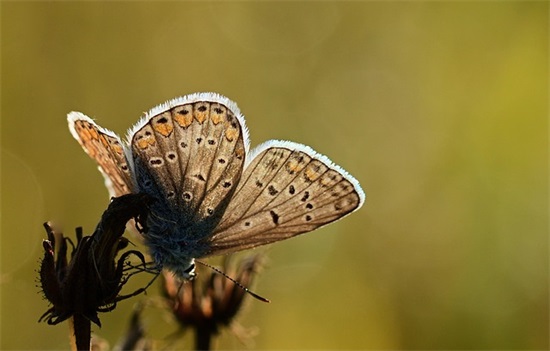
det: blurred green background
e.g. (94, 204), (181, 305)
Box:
(1, 2), (547, 350)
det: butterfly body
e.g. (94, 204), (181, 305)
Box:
(68, 93), (365, 280)
(138, 194), (204, 279)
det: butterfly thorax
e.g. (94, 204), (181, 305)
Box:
(141, 200), (215, 280)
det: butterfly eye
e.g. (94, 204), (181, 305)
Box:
(184, 262), (196, 274)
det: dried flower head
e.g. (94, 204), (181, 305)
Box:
(162, 255), (265, 349)
(39, 193), (154, 349)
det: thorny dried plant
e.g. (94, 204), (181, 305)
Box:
(39, 193), (154, 350)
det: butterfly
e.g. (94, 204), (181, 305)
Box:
(68, 92), (365, 280)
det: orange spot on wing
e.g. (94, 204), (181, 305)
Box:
(137, 139), (149, 149)
(99, 135), (110, 148)
(211, 112), (224, 125)
(154, 123), (173, 137)
(235, 146), (245, 159)
(111, 143), (124, 154)
(74, 124), (92, 141)
(225, 128), (239, 142)
(136, 134), (155, 150)
(304, 166), (321, 182)
(87, 126), (99, 140)
(174, 113), (193, 128)
(286, 158), (306, 173)
(194, 111), (207, 124)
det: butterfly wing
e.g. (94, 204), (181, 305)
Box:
(203, 140), (365, 256)
(127, 93), (249, 237)
(68, 112), (135, 197)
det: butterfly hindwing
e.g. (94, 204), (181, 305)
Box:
(68, 112), (134, 197)
(204, 141), (365, 256)
(128, 96), (248, 231)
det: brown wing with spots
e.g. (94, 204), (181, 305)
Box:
(129, 101), (246, 223)
(203, 142), (364, 256)
(68, 113), (134, 197)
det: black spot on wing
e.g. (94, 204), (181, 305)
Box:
(270, 210), (279, 225)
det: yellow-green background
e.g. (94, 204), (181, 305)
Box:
(1, 2), (547, 350)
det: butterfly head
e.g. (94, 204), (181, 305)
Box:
(167, 259), (196, 281)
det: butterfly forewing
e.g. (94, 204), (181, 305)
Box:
(204, 141), (364, 256)
(129, 100), (247, 227)
(68, 113), (134, 197)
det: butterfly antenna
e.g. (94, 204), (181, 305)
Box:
(196, 260), (270, 303)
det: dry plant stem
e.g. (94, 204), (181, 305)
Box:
(70, 315), (91, 351)
(68, 317), (77, 351)
(195, 326), (215, 351)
